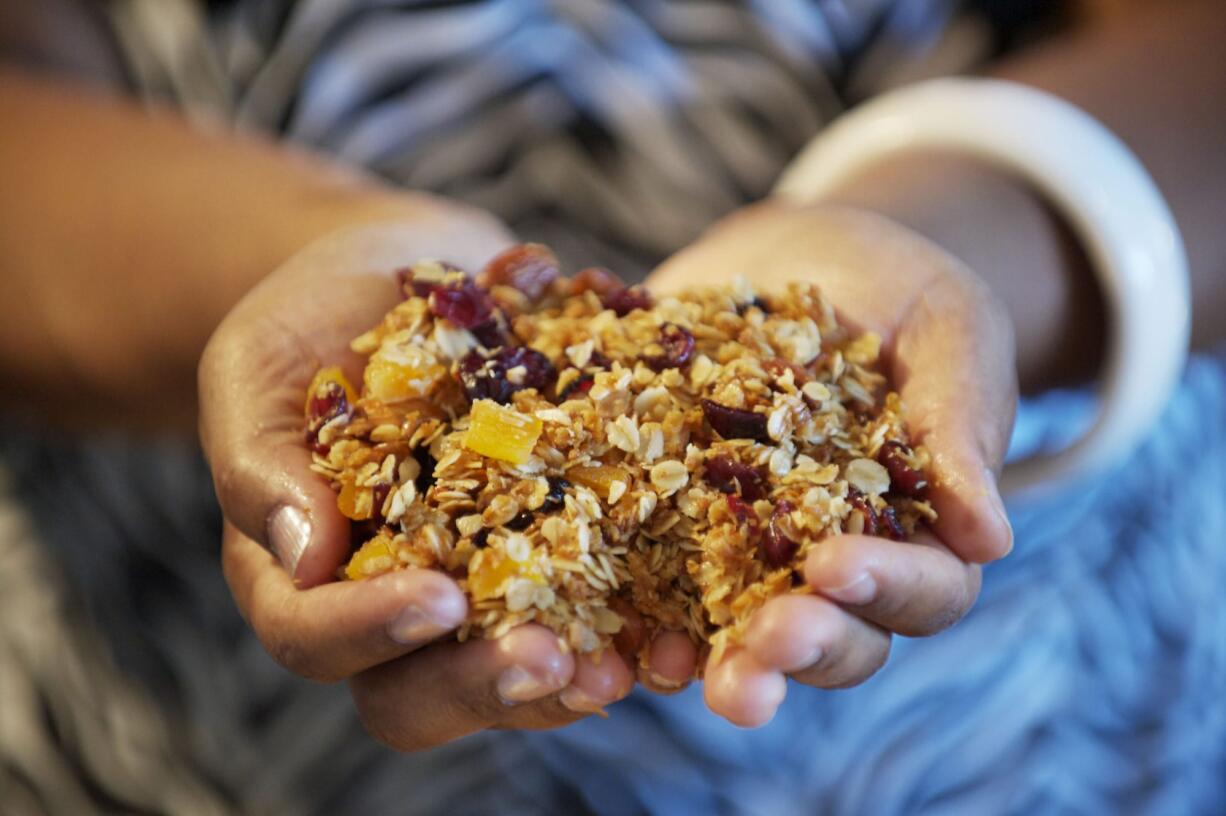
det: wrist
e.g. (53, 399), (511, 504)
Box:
(818, 151), (1106, 393)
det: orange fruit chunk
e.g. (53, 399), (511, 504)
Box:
(345, 534), (396, 580)
(567, 464), (628, 500)
(463, 400), (542, 464)
(364, 342), (447, 403)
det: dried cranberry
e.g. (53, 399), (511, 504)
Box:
(413, 447), (437, 496)
(472, 528), (490, 549)
(725, 494), (756, 526)
(458, 346), (556, 404)
(371, 482), (392, 519)
(878, 441), (928, 498)
(469, 317), (508, 349)
(607, 595), (646, 657)
(759, 500), (798, 569)
(479, 243), (560, 302)
(556, 373), (595, 402)
(701, 399), (770, 443)
(735, 296), (770, 316)
(504, 511), (534, 531)
(542, 477), (571, 512)
(570, 266), (624, 297)
(704, 456), (768, 502)
(588, 349), (613, 370)
(397, 261), (465, 299)
(879, 505), (906, 541)
(428, 279), (495, 329)
(601, 286), (653, 317)
(643, 323), (695, 371)
(846, 488), (880, 536)
(305, 381), (352, 453)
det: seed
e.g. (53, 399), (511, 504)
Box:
(701, 399), (770, 443)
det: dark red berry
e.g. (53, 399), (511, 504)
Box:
(735, 296), (770, 316)
(472, 528), (490, 549)
(759, 500), (798, 569)
(371, 482), (392, 519)
(643, 323), (695, 371)
(413, 447), (437, 496)
(458, 346), (556, 404)
(704, 456), (768, 502)
(879, 505), (906, 541)
(543, 477), (571, 512)
(725, 494), (756, 526)
(601, 286), (653, 317)
(504, 511), (534, 531)
(846, 488), (880, 536)
(305, 381), (352, 453)
(878, 441), (928, 498)
(570, 266), (624, 297)
(556, 373), (595, 402)
(397, 261), (466, 299)
(428, 279), (495, 329)
(479, 243), (560, 302)
(701, 399), (770, 443)
(469, 317), (509, 349)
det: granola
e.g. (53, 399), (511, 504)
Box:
(305, 244), (936, 666)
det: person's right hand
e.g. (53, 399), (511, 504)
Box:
(199, 211), (696, 751)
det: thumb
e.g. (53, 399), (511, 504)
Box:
(199, 312), (358, 588)
(892, 271), (1017, 564)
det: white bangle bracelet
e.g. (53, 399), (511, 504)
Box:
(773, 78), (1190, 500)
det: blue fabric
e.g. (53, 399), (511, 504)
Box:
(507, 352), (1226, 814)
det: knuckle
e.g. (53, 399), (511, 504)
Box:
(350, 684), (433, 753)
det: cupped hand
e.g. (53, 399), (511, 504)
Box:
(644, 202), (1017, 727)
(199, 214), (688, 751)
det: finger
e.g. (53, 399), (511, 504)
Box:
(702, 648), (787, 728)
(222, 521), (466, 682)
(351, 623), (575, 752)
(745, 594), (891, 689)
(639, 630), (699, 694)
(559, 650), (636, 714)
(199, 268), (401, 587)
(199, 220), (512, 587)
(892, 270), (1017, 563)
(802, 531), (981, 637)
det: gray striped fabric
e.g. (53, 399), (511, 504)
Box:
(7, 2), (1224, 815)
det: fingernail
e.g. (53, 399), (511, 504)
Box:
(386, 604), (451, 645)
(985, 468), (1014, 557)
(560, 685), (605, 714)
(648, 672), (685, 690)
(497, 666), (558, 704)
(820, 572), (877, 605)
(268, 506), (310, 578)
(795, 644), (824, 671)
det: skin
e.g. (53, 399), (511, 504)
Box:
(2, 0), (1224, 743)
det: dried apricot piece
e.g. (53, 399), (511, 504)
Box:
(463, 399), (542, 464)
(345, 533), (397, 580)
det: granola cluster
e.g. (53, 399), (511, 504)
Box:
(306, 244), (935, 666)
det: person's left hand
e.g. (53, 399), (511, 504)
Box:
(641, 201), (1017, 726)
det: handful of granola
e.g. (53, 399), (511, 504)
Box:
(306, 244), (935, 666)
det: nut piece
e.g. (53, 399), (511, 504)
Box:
(844, 458), (890, 496)
(649, 460), (689, 495)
